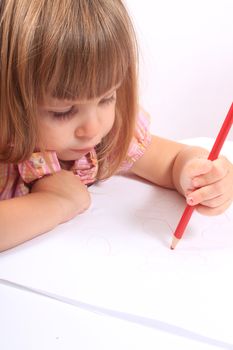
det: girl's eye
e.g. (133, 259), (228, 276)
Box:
(49, 93), (115, 120)
(51, 107), (76, 120)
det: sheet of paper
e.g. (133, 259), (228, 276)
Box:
(0, 281), (223, 350)
(0, 139), (233, 347)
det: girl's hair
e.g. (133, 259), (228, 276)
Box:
(0, 0), (138, 179)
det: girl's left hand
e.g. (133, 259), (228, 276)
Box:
(180, 156), (233, 215)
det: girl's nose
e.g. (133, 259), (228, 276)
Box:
(75, 115), (99, 140)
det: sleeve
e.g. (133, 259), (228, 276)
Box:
(119, 109), (152, 172)
(0, 152), (61, 200)
(18, 152), (61, 183)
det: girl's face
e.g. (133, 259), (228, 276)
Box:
(36, 87), (117, 161)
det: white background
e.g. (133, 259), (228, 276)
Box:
(125, 0), (233, 140)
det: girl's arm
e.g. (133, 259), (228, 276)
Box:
(131, 135), (233, 215)
(0, 170), (90, 252)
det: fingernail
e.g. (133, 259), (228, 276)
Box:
(187, 196), (194, 205)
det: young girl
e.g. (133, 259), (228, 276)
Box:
(0, 0), (232, 252)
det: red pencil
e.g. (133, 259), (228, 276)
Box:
(171, 102), (233, 250)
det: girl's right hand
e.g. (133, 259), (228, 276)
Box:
(31, 170), (91, 223)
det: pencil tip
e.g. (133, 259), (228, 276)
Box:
(170, 236), (179, 250)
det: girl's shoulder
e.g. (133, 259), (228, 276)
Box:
(135, 107), (151, 140)
(119, 108), (152, 172)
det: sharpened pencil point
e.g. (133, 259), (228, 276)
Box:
(170, 236), (179, 250)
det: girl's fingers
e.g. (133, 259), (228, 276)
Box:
(185, 158), (213, 179)
(197, 194), (226, 208)
(186, 180), (226, 206)
(192, 157), (229, 188)
(181, 158), (213, 192)
(182, 156), (233, 216)
(195, 199), (233, 216)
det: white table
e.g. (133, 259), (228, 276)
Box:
(0, 138), (233, 350)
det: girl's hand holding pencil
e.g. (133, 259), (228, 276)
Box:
(180, 156), (233, 216)
(171, 102), (233, 249)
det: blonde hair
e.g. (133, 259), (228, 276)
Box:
(0, 0), (138, 179)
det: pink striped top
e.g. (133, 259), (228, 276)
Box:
(0, 111), (151, 200)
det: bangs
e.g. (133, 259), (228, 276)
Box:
(32, 0), (134, 101)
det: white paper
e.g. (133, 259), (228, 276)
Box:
(0, 138), (233, 348)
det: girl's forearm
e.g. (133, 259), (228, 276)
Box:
(0, 192), (65, 252)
